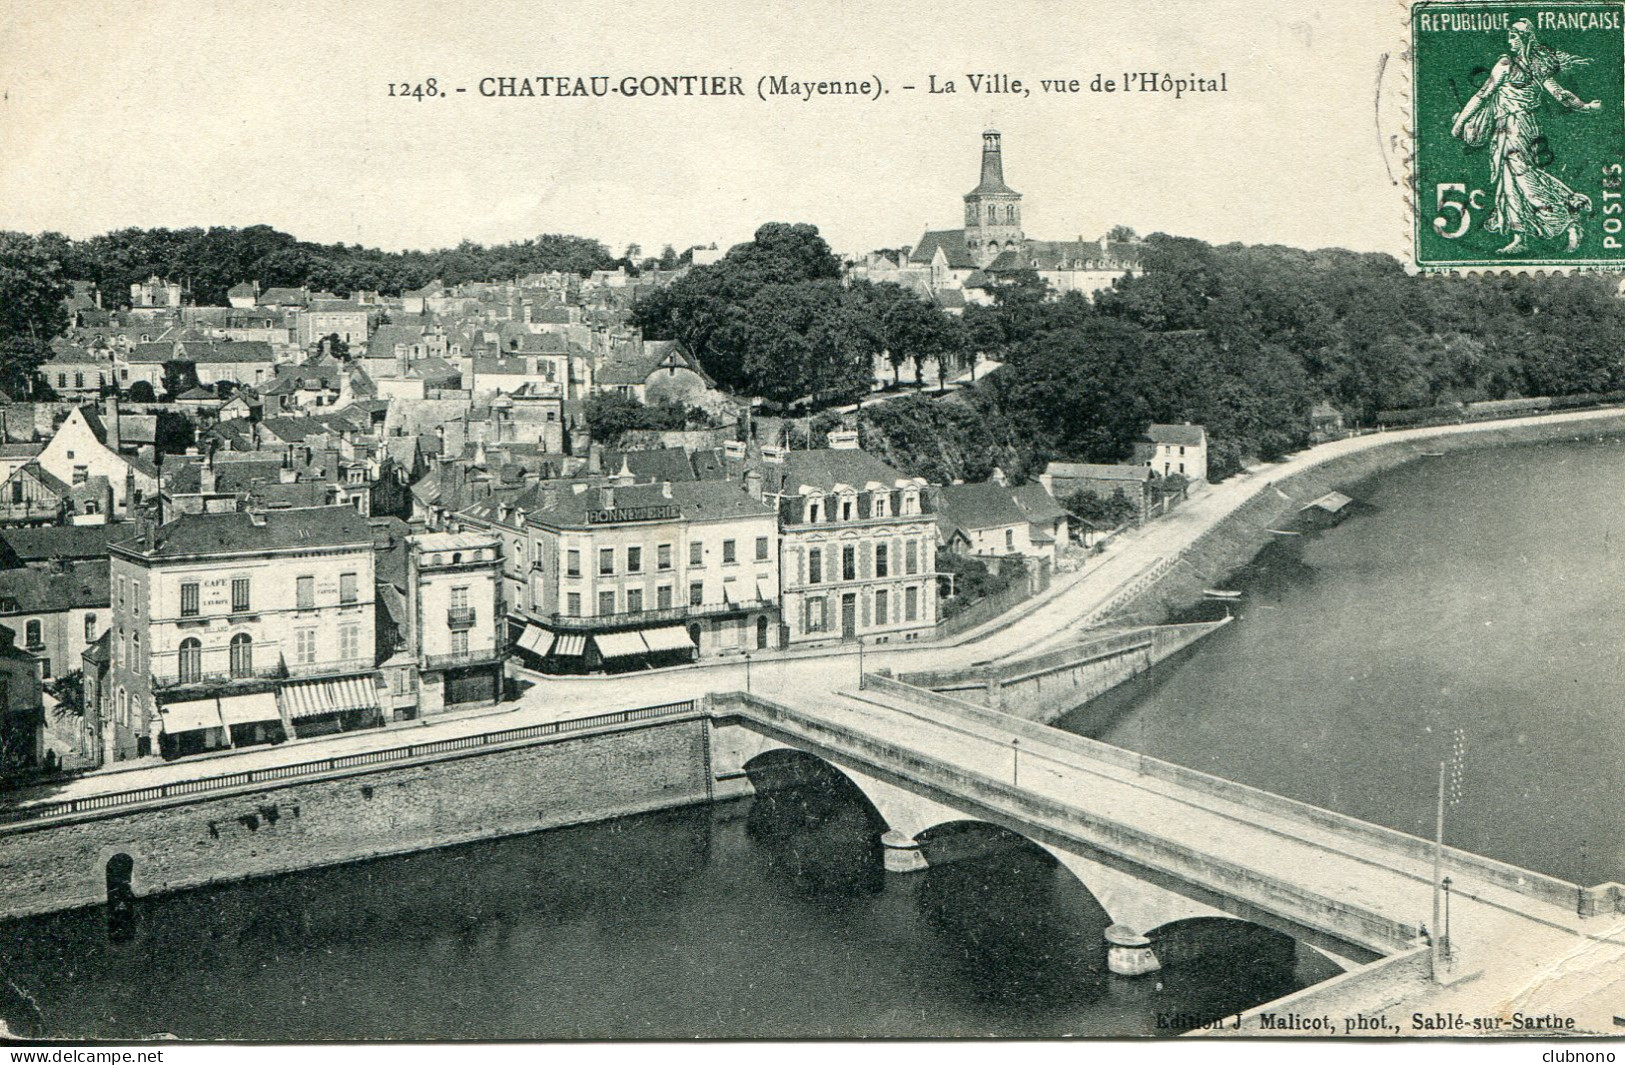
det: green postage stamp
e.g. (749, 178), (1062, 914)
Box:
(1413, 0), (1625, 268)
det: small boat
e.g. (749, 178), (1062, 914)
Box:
(1203, 588), (1243, 600)
(1417, 450), (1444, 457)
(1267, 528), (1302, 536)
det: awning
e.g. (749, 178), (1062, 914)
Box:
(754, 575), (774, 603)
(721, 579), (737, 604)
(594, 631), (649, 659)
(552, 633), (586, 657)
(217, 691), (282, 728)
(516, 624), (551, 654)
(160, 697), (223, 734)
(641, 625), (695, 653)
(279, 675), (380, 720)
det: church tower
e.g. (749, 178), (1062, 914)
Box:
(963, 129), (1023, 266)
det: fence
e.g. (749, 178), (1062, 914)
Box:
(934, 559), (1052, 640)
(0, 700), (698, 828)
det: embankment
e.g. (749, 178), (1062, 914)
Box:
(1110, 410), (1625, 626)
(0, 715), (711, 921)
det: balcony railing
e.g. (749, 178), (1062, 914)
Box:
(421, 647), (505, 671)
(447, 607), (477, 630)
(152, 650), (374, 689)
(535, 597), (772, 632)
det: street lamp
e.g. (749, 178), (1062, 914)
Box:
(1442, 876), (1453, 960)
(1011, 737), (1021, 786)
(744, 649), (752, 695)
(857, 637), (865, 690)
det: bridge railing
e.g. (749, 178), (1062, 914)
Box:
(712, 689), (1422, 955)
(0, 700), (700, 830)
(858, 673), (1607, 916)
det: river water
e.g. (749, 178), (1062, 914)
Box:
(3, 438), (1615, 1039)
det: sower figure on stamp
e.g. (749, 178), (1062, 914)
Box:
(1451, 18), (1602, 254)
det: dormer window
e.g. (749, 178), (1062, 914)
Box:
(841, 499), (854, 521)
(872, 494), (888, 518)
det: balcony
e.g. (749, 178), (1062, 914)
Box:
(151, 646), (374, 690)
(421, 647), (505, 671)
(447, 606), (477, 630)
(535, 597), (772, 632)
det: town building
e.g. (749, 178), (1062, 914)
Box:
(0, 562), (109, 682)
(0, 623), (45, 775)
(468, 477), (781, 672)
(35, 405), (159, 518)
(402, 532), (505, 711)
(932, 481), (1070, 563)
(1039, 461), (1158, 525)
(107, 506), (380, 762)
(1134, 423), (1208, 483)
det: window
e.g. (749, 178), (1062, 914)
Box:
(84, 613), (97, 643)
(296, 575), (315, 609)
(627, 588), (643, 613)
(598, 590), (615, 616)
(295, 628), (318, 665)
(689, 541), (703, 566)
(131, 631), (139, 669)
(74, 372), (84, 389)
(56, 373), (66, 388)
(808, 597), (827, 632)
(722, 539), (736, 564)
(842, 545), (856, 581)
(72, 466), (87, 486)
(905, 586), (919, 622)
(178, 638), (202, 683)
(24, 619), (42, 649)
(340, 572), (358, 604)
(876, 544), (889, 578)
(906, 541), (918, 575)
(450, 586), (469, 611)
(841, 500), (853, 521)
(566, 593), (581, 616)
(657, 585), (672, 609)
(567, 550), (581, 577)
(232, 577), (250, 613)
(339, 624), (359, 661)
(451, 629), (469, 655)
(229, 633), (253, 678)
(9, 481), (21, 504)
(809, 548), (823, 584)
(627, 546), (642, 573)
(180, 583), (200, 617)
(689, 581), (704, 607)
(599, 548), (615, 576)
(1005, 529), (1015, 551)
(873, 494), (888, 518)
(657, 544), (672, 571)
(875, 590), (889, 626)
(755, 536), (769, 562)
(116, 577), (125, 610)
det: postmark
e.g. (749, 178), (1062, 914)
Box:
(1412, 0), (1625, 269)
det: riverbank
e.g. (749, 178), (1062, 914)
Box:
(1104, 408), (1625, 627)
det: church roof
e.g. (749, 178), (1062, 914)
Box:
(909, 230), (977, 270)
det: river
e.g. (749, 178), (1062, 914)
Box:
(4, 438), (1615, 1039)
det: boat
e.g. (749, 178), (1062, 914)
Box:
(1202, 588), (1243, 600)
(1417, 450), (1444, 457)
(1267, 528), (1302, 536)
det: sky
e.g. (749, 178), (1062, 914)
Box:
(0, 0), (1411, 260)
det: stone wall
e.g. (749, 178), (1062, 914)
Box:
(0, 718), (711, 921)
(1114, 412), (1625, 626)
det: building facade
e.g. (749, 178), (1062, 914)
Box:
(107, 506), (380, 762)
(405, 532), (505, 711)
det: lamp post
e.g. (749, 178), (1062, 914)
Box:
(1011, 737), (1021, 786)
(1432, 759), (1445, 980)
(1442, 876), (1453, 960)
(744, 649), (752, 695)
(857, 637), (865, 690)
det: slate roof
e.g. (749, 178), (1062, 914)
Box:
(0, 561), (111, 613)
(0, 523), (121, 563)
(762, 449), (908, 495)
(511, 478), (774, 530)
(121, 505), (373, 559)
(258, 287), (309, 307)
(931, 482), (1032, 532)
(1144, 423), (1206, 447)
(909, 230), (977, 270)
(1044, 461), (1154, 482)
(604, 447), (698, 484)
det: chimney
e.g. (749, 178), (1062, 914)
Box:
(279, 465), (297, 484)
(744, 469), (763, 502)
(104, 394), (121, 451)
(660, 480), (672, 499)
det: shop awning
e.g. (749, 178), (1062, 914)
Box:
(594, 631), (648, 659)
(217, 691), (282, 728)
(516, 624), (551, 654)
(160, 697), (223, 734)
(279, 675), (380, 720)
(754, 575), (774, 603)
(551, 633), (586, 657)
(721, 579), (737, 604)
(641, 625), (695, 653)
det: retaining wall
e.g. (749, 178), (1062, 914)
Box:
(0, 717), (711, 921)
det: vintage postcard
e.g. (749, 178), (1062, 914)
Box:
(0, 0), (1622, 1051)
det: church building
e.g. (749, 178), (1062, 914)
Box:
(907, 130), (1142, 300)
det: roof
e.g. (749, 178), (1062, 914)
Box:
(1144, 423), (1207, 447)
(604, 447), (697, 484)
(765, 448), (908, 495)
(909, 230), (977, 270)
(498, 478), (775, 530)
(1011, 482), (1067, 524)
(119, 505), (374, 559)
(931, 483), (1031, 532)
(0, 561), (110, 614)
(411, 531), (498, 552)
(258, 287), (309, 306)
(1044, 461), (1154, 482)
(0, 524), (120, 562)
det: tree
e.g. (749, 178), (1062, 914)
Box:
(584, 392), (648, 445)
(0, 232), (70, 396)
(1105, 225), (1139, 243)
(127, 380), (158, 403)
(317, 333), (350, 360)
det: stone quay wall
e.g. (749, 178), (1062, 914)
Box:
(1113, 410), (1625, 627)
(0, 716), (712, 921)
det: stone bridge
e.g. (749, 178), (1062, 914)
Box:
(705, 676), (1625, 1012)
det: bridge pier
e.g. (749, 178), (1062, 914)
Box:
(881, 829), (929, 874)
(1104, 924), (1162, 977)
